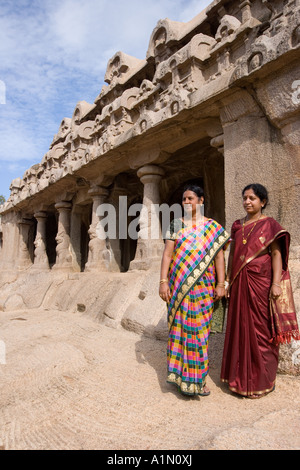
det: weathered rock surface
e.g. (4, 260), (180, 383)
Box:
(0, 308), (299, 450)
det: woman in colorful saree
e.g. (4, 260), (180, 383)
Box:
(159, 185), (230, 396)
(221, 183), (300, 399)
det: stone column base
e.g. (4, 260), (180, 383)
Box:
(129, 240), (163, 271)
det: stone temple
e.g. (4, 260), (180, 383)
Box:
(0, 0), (299, 374)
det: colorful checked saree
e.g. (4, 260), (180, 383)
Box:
(166, 218), (230, 396)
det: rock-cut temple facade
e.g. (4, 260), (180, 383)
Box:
(0, 0), (300, 373)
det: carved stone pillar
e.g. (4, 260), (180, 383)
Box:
(53, 202), (73, 271)
(0, 212), (20, 271)
(85, 186), (110, 272)
(129, 165), (165, 271)
(18, 217), (33, 270)
(32, 212), (49, 271)
(219, 90), (274, 230)
(249, 63), (300, 241)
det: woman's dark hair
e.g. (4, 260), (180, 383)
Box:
(242, 183), (269, 210)
(182, 184), (204, 200)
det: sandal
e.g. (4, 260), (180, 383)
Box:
(199, 385), (211, 396)
(247, 385), (275, 399)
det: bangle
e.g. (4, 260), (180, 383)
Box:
(217, 283), (225, 287)
(160, 279), (168, 284)
(272, 283), (281, 288)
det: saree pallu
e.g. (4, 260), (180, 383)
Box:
(221, 217), (299, 397)
(167, 219), (230, 396)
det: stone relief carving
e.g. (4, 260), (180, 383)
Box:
(190, 33), (217, 61)
(71, 101), (95, 128)
(102, 88), (140, 137)
(229, 10), (299, 85)
(104, 52), (145, 87)
(147, 18), (184, 64)
(50, 118), (71, 148)
(2, 2), (300, 211)
(248, 51), (264, 72)
(215, 15), (242, 43)
(292, 23), (300, 47)
(22, 165), (39, 197)
(276, 10), (300, 54)
(7, 177), (24, 206)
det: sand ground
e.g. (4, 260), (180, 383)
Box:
(0, 308), (299, 451)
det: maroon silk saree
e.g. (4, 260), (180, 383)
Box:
(221, 217), (299, 397)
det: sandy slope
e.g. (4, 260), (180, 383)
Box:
(0, 308), (299, 450)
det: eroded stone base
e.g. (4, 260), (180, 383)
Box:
(0, 269), (299, 375)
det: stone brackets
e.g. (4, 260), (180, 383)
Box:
(128, 147), (170, 170)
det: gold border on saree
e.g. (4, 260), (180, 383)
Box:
(230, 229), (288, 288)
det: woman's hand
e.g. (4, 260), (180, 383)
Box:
(214, 285), (225, 301)
(159, 240), (174, 303)
(270, 241), (283, 301)
(270, 284), (282, 300)
(159, 282), (171, 303)
(214, 250), (226, 301)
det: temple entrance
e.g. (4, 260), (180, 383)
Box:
(45, 211), (58, 268)
(79, 205), (92, 272)
(120, 196), (141, 272)
(28, 219), (37, 264)
(112, 173), (143, 272)
(160, 138), (225, 227)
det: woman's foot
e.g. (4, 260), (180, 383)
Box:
(200, 385), (210, 396)
(247, 385), (275, 399)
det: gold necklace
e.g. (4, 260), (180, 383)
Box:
(242, 215), (262, 245)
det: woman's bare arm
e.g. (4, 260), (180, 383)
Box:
(159, 240), (174, 302)
(214, 249), (226, 300)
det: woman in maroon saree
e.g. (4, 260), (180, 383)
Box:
(221, 184), (299, 398)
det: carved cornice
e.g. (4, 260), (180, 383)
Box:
(1, 0), (299, 215)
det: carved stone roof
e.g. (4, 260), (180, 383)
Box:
(1, 0), (300, 214)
